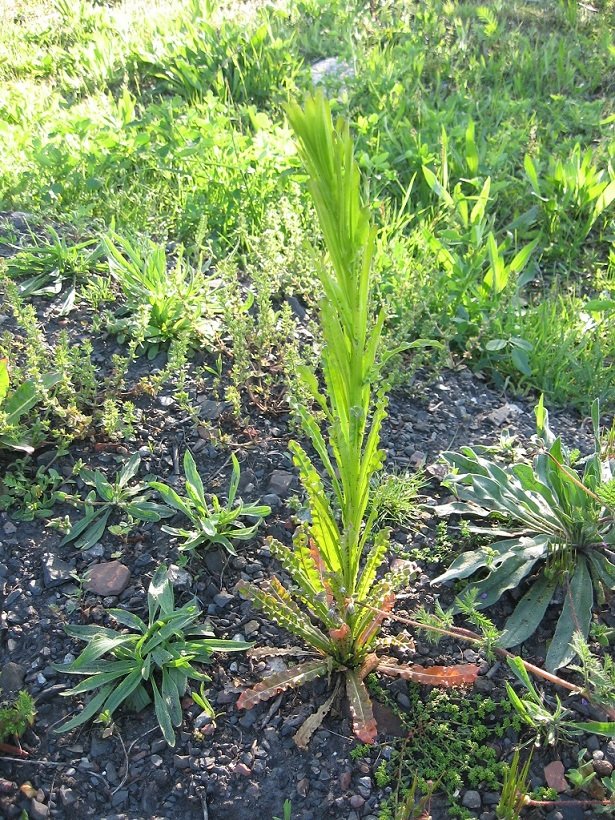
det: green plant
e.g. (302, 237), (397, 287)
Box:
(371, 678), (516, 820)
(6, 226), (103, 313)
(272, 799), (292, 820)
(505, 656), (615, 747)
(54, 565), (250, 745)
(496, 749), (531, 819)
(569, 632), (615, 714)
(566, 748), (596, 791)
(0, 691), (36, 743)
(0, 358), (61, 453)
(0, 459), (66, 521)
(524, 146), (615, 258)
(237, 94), (475, 743)
(434, 396), (615, 670)
(61, 453), (172, 550)
(103, 232), (222, 359)
(150, 451), (270, 555)
(371, 469), (426, 527)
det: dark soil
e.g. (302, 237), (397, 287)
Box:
(0, 236), (614, 819)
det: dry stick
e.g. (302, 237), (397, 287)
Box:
(528, 798), (615, 808)
(359, 604), (585, 696)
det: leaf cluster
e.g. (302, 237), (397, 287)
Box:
(55, 565), (250, 745)
(0, 358), (62, 453)
(434, 396), (615, 670)
(151, 451), (270, 555)
(61, 453), (172, 550)
(103, 232), (222, 359)
(0, 690), (36, 743)
(505, 656), (615, 748)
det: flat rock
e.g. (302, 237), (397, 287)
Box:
(168, 564), (192, 591)
(544, 760), (568, 793)
(462, 790), (482, 809)
(267, 470), (294, 496)
(0, 662), (25, 694)
(199, 399), (229, 420)
(42, 553), (74, 588)
(85, 561), (130, 596)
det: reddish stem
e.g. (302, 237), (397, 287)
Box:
(0, 742), (28, 758)
(527, 798), (615, 808)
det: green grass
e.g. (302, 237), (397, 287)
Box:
(0, 0), (613, 432)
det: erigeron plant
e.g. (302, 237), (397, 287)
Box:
(237, 93), (478, 744)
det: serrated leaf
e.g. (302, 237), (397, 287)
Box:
(236, 660), (329, 710)
(346, 670), (378, 743)
(378, 658), (480, 687)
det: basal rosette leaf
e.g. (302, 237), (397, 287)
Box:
(237, 660), (331, 710)
(378, 657), (480, 688)
(346, 670), (378, 744)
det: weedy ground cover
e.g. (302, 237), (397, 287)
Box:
(0, 1), (614, 819)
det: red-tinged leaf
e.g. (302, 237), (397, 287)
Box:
(329, 623), (350, 642)
(378, 657), (480, 688)
(237, 660), (329, 710)
(346, 670), (378, 744)
(0, 742), (28, 758)
(309, 538), (334, 604)
(359, 653), (380, 680)
(356, 592), (396, 648)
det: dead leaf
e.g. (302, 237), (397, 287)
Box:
(293, 680), (340, 750)
(544, 760), (568, 793)
(346, 670), (378, 743)
(237, 659), (329, 710)
(247, 646), (312, 660)
(378, 657), (480, 688)
(20, 783), (37, 799)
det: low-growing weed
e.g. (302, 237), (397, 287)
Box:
(6, 226), (103, 313)
(505, 656), (615, 747)
(54, 565), (250, 745)
(151, 451), (270, 555)
(369, 677), (519, 820)
(0, 690), (36, 744)
(0, 459), (66, 521)
(371, 469), (426, 528)
(103, 232), (222, 359)
(61, 453), (172, 550)
(434, 397), (615, 670)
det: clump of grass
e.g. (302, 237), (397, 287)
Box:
(371, 469), (426, 527)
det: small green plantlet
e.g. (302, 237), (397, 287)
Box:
(54, 565), (250, 745)
(103, 232), (222, 359)
(496, 749), (531, 819)
(589, 622), (615, 648)
(434, 396), (615, 670)
(568, 632), (615, 714)
(505, 656), (615, 747)
(0, 459), (67, 521)
(0, 358), (62, 453)
(350, 743), (371, 760)
(150, 451), (270, 555)
(61, 453), (173, 550)
(6, 226), (103, 313)
(565, 749), (596, 791)
(371, 469), (426, 527)
(272, 799), (292, 820)
(0, 691), (36, 743)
